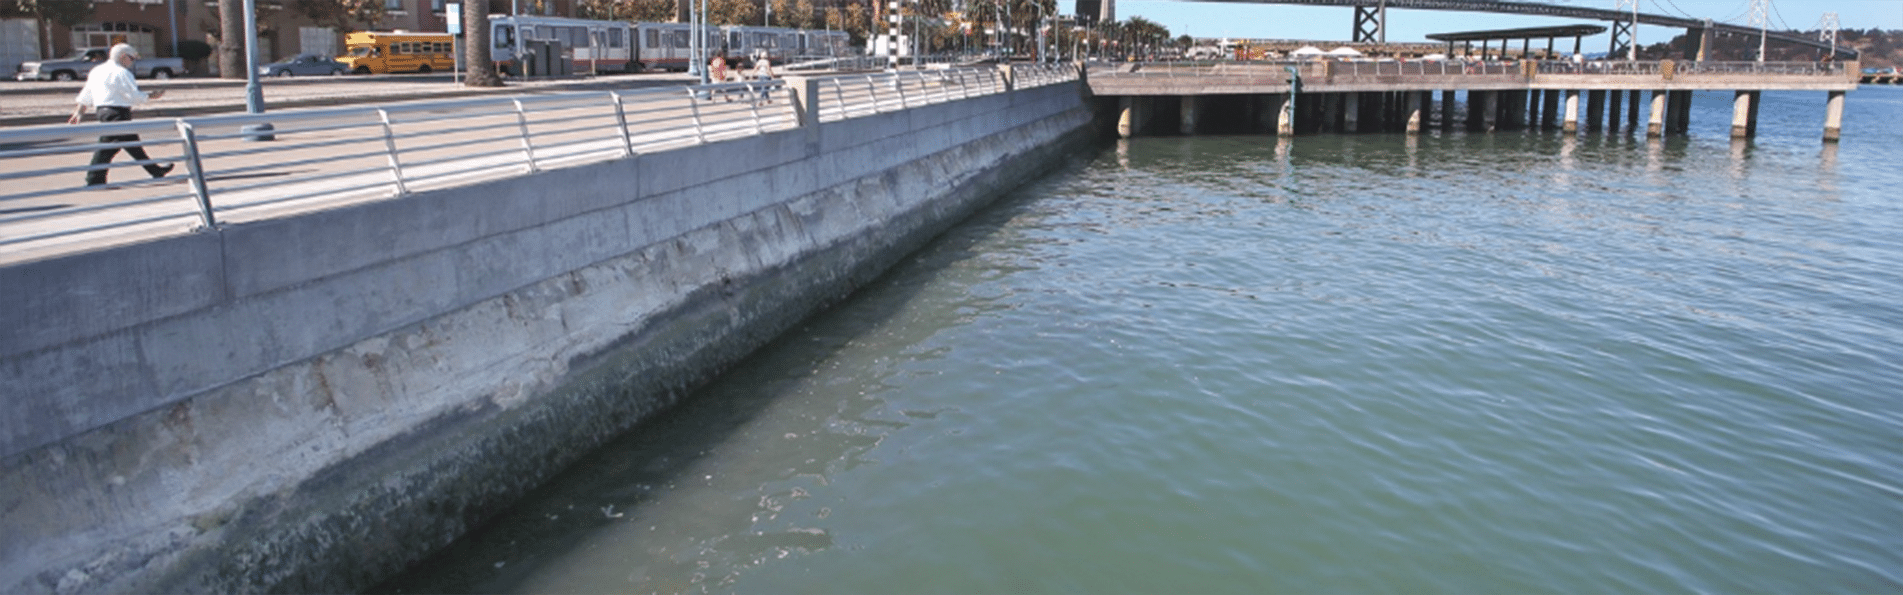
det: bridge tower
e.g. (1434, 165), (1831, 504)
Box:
(1352, 0), (1386, 44)
(1816, 13), (1839, 57)
(1748, 0), (1769, 61)
(1609, 0), (1638, 59)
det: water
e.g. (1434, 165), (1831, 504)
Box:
(377, 88), (1903, 594)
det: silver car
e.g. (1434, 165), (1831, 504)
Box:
(259, 54), (349, 77)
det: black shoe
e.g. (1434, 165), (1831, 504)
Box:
(150, 164), (175, 179)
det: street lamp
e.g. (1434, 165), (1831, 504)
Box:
(240, 0), (273, 140)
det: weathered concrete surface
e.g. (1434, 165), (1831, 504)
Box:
(0, 79), (1095, 594)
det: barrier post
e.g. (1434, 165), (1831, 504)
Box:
(173, 119), (218, 230)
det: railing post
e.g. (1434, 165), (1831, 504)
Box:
(511, 98), (539, 174)
(894, 72), (910, 108)
(172, 119), (217, 230)
(609, 91), (635, 159)
(686, 88), (708, 144)
(375, 108), (410, 197)
(786, 76), (820, 128)
(831, 78), (849, 119)
(745, 81), (766, 135)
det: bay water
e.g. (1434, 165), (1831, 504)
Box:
(378, 88), (1903, 594)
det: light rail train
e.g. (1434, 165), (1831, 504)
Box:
(485, 15), (857, 75)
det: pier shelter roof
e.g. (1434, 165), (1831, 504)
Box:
(1426, 25), (1608, 44)
(1428, 24), (1607, 59)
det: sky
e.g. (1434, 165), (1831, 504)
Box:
(1113, 0), (1903, 48)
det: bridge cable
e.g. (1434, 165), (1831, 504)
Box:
(1769, 1), (1794, 33)
(1652, 0), (1696, 20)
(1715, 0), (1751, 25)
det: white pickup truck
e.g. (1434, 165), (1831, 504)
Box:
(14, 47), (187, 81)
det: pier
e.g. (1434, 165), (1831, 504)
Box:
(1089, 59), (1861, 141)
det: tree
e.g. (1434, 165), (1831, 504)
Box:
(218, 0), (243, 78)
(841, 2), (868, 46)
(791, 0), (817, 30)
(767, 0), (800, 28)
(463, 0), (502, 86)
(291, 0), (386, 33)
(709, 0), (756, 26)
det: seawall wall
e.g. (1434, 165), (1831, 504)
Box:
(0, 76), (1095, 593)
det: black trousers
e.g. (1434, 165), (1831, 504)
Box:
(87, 106), (167, 185)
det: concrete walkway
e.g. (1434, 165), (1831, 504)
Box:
(0, 72), (701, 127)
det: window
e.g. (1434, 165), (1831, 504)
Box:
(431, 0), (443, 10)
(298, 26), (337, 57)
(70, 23), (157, 58)
(495, 25), (514, 49)
(608, 28), (622, 48)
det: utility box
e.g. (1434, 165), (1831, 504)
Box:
(523, 40), (572, 77)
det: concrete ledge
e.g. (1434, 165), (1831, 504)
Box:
(1, 78), (1095, 594)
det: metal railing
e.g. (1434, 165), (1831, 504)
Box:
(0, 63), (1078, 257)
(1673, 61), (1848, 76)
(1100, 59), (1853, 80)
(1099, 59), (1522, 79)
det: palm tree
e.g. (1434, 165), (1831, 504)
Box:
(463, 0), (502, 87)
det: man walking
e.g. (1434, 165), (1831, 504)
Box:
(69, 43), (173, 187)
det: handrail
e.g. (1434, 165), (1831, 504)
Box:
(1098, 59), (1850, 80)
(0, 64), (1079, 260)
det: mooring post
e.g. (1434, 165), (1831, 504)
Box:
(1118, 96), (1139, 138)
(1823, 90), (1845, 141)
(1730, 90), (1760, 138)
(1647, 90), (1667, 137)
(1563, 89), (1581, 134)
(1406, 91), (1423, 134)
(1277, 93), (1296, 136)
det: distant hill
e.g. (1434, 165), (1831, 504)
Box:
(1638, 28), (1899, 69)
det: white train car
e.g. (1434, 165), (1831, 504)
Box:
(489, 15), (633, 75)
(799, 29), (851, 59)
(632, 22), (720, 72)
(721, 25), (801, 66)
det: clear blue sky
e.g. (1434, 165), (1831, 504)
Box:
(1116, 0), (1903, 47)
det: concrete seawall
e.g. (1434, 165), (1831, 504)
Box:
(1, 77), (1095, 593)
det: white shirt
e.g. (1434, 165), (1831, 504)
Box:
(74, 61), (149, 108)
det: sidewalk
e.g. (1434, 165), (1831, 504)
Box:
(0, 72), (699, 127)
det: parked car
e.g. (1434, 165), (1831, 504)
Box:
(260, 54), (350, 77)
(14, 47), (187, 81)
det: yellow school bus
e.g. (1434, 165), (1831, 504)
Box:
(337, 31), (455, 75)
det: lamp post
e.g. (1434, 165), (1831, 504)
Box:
(240, 0), (273, 140)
